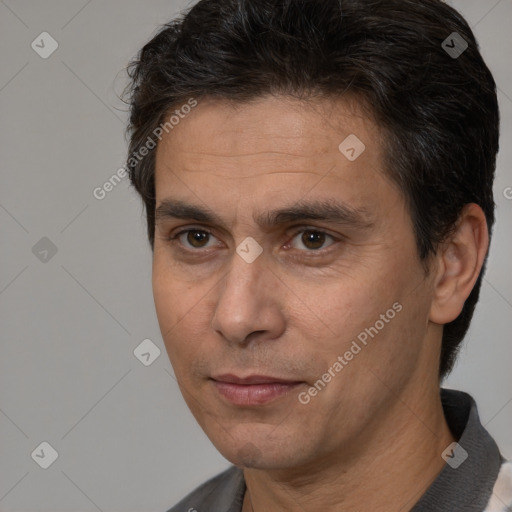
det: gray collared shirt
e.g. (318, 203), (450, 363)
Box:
(166, 389), (512, 511)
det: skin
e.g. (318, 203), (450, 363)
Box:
(152, 95), (489, 511)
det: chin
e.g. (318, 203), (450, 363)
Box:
(228, 441), (266, 468)
(213, 429), (310, 470)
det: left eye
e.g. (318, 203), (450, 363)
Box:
(288, 229), (336, 251)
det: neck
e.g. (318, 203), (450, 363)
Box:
(242, 383), (455, 512)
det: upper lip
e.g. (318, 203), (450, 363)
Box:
(211, 374), (302, 385)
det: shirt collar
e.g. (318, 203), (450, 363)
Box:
(411, 388), (503, 511)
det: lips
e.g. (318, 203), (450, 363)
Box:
(211, 374), (303, 405)
(212, 374), (301, 385)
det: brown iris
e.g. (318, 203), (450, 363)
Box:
(301, 230), (326, 250)
(187, 230), (210, 248)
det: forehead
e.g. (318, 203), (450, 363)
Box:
(156, 95), (381, 168)
(153, 95), (394, 219)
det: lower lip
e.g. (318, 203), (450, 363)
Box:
(212, 380), (302, 405)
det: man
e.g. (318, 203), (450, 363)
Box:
(124, 0), (512, 510)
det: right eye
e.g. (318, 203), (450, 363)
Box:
(168, 228), (221, 251)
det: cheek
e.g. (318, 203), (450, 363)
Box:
(302, 276), (393, 340)
(299, 268), (420, 380)
(152, 265), (177, 334)
(152, 259), (206, 363)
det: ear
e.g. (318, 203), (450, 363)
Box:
(429, 203), (489, 325)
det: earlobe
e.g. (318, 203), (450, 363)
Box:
(429, 203), (489, 325)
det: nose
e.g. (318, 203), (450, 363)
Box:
(210, 248), (286, 346)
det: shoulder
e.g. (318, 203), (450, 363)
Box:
(484, 460), (512, 512)
(165, 465), (245, 512)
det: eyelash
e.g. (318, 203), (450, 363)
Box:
(167, 226), (339, 257)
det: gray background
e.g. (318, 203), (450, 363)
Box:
(0, 0), (511, 511)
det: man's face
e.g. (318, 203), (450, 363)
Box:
(152, 95), (438, 470)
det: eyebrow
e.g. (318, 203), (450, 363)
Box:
(155, 198), (374, 231)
